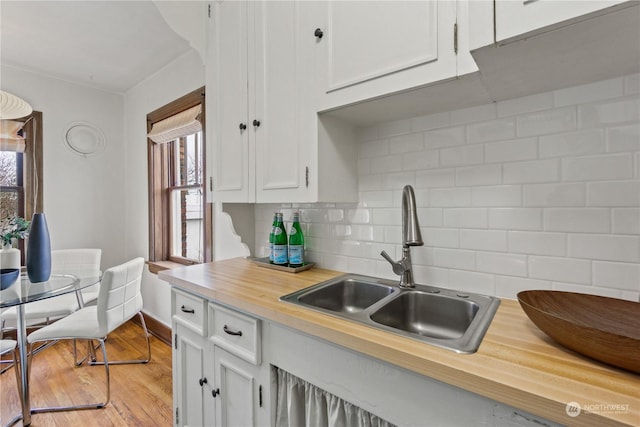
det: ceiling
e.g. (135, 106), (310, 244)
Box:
(0, 1), (193, 93)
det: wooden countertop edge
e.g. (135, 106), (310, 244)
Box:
(159, 258), (639, 427)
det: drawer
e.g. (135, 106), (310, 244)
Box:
(209, 302), (261, 365)
(172, 288), (207, 335)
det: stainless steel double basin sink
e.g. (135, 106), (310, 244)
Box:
(280, 274), (500, 353)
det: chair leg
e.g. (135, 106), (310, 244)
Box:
(88, 312), (151, 366)
(30, 338), (110, 414)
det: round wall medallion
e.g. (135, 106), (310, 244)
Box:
(64, 122), (105, 156)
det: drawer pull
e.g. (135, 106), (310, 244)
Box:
(181, 305), (195, 314)
(223, 325), (243, 336)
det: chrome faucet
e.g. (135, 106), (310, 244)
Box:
(381, 185), (424, 288)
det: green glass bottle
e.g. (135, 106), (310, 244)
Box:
(272, 212), (288, 265)
(288, 211), (304, 267)
(268, 212), (278, 263)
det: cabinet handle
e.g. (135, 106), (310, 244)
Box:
(314, 28), (323, 39)
(223, 325), (243, 336)
(212, 388), (220, 398)
(252, 119), (261, 128)
(199, 377), (208, 387)
(239, 123), (247, 131)
(180, 305), (195, 314)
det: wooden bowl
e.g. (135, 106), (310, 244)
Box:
(517, 290), (640, 374)
(1, 268), (20, 290)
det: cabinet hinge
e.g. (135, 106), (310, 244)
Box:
(453, 22), (458, 55)
(175, 407), (179, 424)
(209, 176), (213, 192)
(208, 3), (211, 18)
(259, 385), (263, 407)
(174, 333), (178, 350)
(305, 166), (309, 188)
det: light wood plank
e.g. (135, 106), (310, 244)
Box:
(0, 320), (172, 426)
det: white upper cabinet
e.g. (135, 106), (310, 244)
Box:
(315, 1), (458, 111)
(495, 0), (629, 43)
(209, 0), (358, 204)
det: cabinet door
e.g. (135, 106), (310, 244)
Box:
(317, 0), (457, 110)
(211, 0), (254, 202)
(173, 323), (207, 427)
(213, 346), (264, 427)
(495, 0), (628, 42)
(253, 0), (315, 203)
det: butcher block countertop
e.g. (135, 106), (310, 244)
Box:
(159, 257), (639, 427)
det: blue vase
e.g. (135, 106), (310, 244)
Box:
(26, 213), (51, 283)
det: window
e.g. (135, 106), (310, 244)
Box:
(0, 112), (43, 264)
(147, 88), (211, 272)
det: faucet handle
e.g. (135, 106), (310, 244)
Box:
(380, 251), (406, 275)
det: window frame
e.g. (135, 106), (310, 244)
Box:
(146, 88), (211, 272)
(0, 111), (43, 264)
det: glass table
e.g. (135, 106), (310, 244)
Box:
(0, 272), (101, 426)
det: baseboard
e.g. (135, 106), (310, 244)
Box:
(133, 312), (172, 346)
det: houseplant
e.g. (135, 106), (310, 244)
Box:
(1, 216), (30, 269)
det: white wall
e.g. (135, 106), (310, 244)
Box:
(123, 49), (205, 326)
(1, 65), (125, 271)
(254, 74), (640, 302)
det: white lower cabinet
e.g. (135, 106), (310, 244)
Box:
(173, 322), (208, 426)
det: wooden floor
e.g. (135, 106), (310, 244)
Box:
(0, 321), (173, 426)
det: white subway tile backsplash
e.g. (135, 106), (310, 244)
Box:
(430, 188), (471, 207)
(551, 283), (628, 299)
(433, 248), (476, 270)
(579, 96), (640, 128)
(440, 144), (484, 167)
(569, 234), (640, 262)
(371, 154), (402, 173)
(624, 73), (640, 95)
(562, 153), (633, 182)
(476, 252), (528, 277)
(612, 208), (640, 234)
(508, 231), (567, 256)
(447, 269), (495, 295)
(497, 92), (554, 118)
(517, 107), (576, 137)
(359, 139), (389, 158)
(593, 261), (640, 291)
(402, 150), (439, 170)
(489, 208), (543, 231)
(606, 124), (640, 153)
(455, 164), (502, 187)
(460, 229), (507, 252)
(377, 119), (412, 138)
(539, 129), (605, 158)
(424, 127), (466, 150)
(389, 133), (424, 153)
(444, 208), (488, 228)
(471, 185), (522, 207)
(587, 180), (640, 207)
(523, 182), (586, 207)
(451, 103), (496, 125)
(253, 73), (640, 302)
(544, 208), (610, 233)
(485, 138), (538, 164)
(411, 111), (450, 132)
(503, 159), (560, 184)
(424, 227), (459, 248)
(553, 77), (623, 107)
(529, 256), (592, 284)
(467, 118), (516, 144)
(415, 169), (455, 188)
(495, 276), (552, 299)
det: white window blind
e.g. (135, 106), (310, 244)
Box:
(147, 104), (201, 144)
(0, 120), (26, 152)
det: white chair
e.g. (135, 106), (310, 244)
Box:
(0, 339), (21, 421)
(26, 257), (149, 412)
(1, 249), (102, 329)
